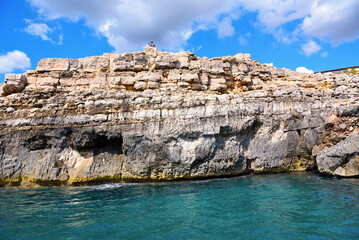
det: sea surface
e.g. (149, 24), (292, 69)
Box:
(1, 173), (359, 240)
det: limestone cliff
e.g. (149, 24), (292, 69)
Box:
(1, 46), (358, 187)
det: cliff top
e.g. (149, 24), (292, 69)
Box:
(0, 46), (358, 98)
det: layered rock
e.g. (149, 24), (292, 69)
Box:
(2, 74), (27, 96)
(1, 47), (358, 187)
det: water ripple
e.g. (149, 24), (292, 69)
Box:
(1, 174), (359, 240)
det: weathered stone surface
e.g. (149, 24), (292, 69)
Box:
(155, 52), (178, 69)
(37, 58), (70, 71)
(1, 48), (359, 187)
(2, 74), (27, 95)
(316, 133), (359, 177)
(80, 56), (109, 72)
(209, 78), (227, 92)
(110, 54), (132, 71)
(143, 46), (157, 57)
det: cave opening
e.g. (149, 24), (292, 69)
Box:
(93, 135), (123, 155)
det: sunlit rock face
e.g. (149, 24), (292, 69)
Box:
(1, 47), (359, 186)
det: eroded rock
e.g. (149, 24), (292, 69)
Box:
(316, 133), (359, 177)
(1, 48), (359, 187)
(2, 74), (27, 96)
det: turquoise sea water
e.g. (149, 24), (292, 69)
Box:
(1, 174), (359, 240)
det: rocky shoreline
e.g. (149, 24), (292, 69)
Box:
(1, 47), (358, 187)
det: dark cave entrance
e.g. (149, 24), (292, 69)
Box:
(93, 135), (123, 155)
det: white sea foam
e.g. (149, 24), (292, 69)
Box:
(88, 183), (124, 190)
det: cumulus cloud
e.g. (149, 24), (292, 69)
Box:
(27, 0), (241, 52)
(296, 66), (314, 74)
(0, 51), (31, 74)
(218, 18), (235, 38)
(301, 0), (359, 45)
(24, 19), (64, 45)
(26, 0), (359, 52)
(301, 40), (321, 56)
(238, 0), (314, 30)
(238, 32), (251, 45)
(24, 21), (52, 41)
(321, 52), (328, 58)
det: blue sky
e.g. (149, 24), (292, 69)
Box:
(1, 0), (359, 82)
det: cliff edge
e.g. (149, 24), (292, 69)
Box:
(1, 47), (358, 187)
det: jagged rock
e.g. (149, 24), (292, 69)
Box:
(316, 133), (359, 177)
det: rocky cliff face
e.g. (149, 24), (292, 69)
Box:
(1, 46), (358, 187)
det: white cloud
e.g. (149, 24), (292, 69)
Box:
(24, 20), (64, 45)
(218, 18), (235, 38)
(238, 0), (359, 45)
(0, 51), (31, 74)
(238, 32), (251, 45)
(321, 51), (328, 58)
(238, 36), (247, 45)
(296, 66), (314, 74)
(58, 34), (64, 45)
(238, 0), (314, 30)
(26, 0), (359, 52)
(24, 21), (52, 41)
(301, 0), (359, 45)
(27, 0), (241, 52)
(301, 40), (321, 56)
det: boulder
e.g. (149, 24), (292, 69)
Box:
(316, 133), (359, 177)
(2, 74), (27, 95)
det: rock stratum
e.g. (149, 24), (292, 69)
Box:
(1, 46), (359, 187)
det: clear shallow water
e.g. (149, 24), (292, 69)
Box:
(1, 174), (359, 240)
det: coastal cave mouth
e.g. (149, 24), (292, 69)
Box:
(93, 135), (123, 155)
